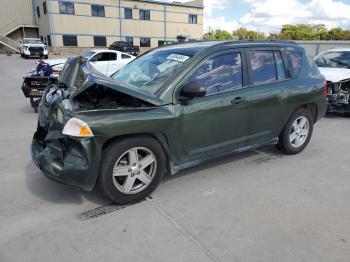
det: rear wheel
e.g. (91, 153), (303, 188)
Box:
(99, 136), (166, 204)
(278, 108), (313, 155)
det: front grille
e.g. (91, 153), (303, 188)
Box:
(29, 46), (44, 52)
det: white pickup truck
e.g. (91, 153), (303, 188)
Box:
(20, 38), (49, 59)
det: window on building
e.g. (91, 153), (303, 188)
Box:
(249, 51), (277, 85)
(43, 2), (47, 15)
(47, 35), (51, 46)
(285, 51), (303, 77)
(62, 35), (77, 46)
(139, 10), (150, 20)
(140, 37), (150, 47)
(93, 36), (107, 47)
(186, 52), (243, 95)
(91, 5), (105, 17)
(125, 37), (133, 45)
(36, 6), (40, 18)
(125, 8), (132, 19)
(122, 54), (131, 59)
(189, 14), (197, 24)
(59, 2), (75, 15)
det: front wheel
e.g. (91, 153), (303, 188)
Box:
(278, 108), (314, 155)
(99, 136), (166, 204)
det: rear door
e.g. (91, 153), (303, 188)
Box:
(244, 47), (290, 146)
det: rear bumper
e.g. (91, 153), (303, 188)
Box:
(31, 126), (102, 191)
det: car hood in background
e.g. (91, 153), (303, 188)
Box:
(318, 67), (350, 82)
(40, 58), (67, 66)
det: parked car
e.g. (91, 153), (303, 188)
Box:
(109, 41), (140, 56)
(314, 48), (350, 115)
(22, 60), (66, 112)
(20, 38), (48, 59)
(31, 41), (327, 204)
(32, 49), (135, 77)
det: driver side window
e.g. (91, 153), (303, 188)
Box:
(187, 52), (243, 96)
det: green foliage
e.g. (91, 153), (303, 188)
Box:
(204, 24), (350, 41)
(233, 28), (266, 40)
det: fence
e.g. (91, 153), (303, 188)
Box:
(295, 40), (350, 57)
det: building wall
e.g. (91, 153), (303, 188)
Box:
(33, 0), (203, 54)
(0, 0), (35, 35)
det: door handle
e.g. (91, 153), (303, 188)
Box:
(231, 97), (246, 105)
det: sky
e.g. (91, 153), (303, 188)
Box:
(172, 0), (350, 34)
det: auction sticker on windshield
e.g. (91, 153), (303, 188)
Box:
(167, 54), (190, 62)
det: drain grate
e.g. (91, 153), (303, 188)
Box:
(79, 200), (145, 220)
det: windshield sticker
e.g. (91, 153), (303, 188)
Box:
(167, 54), (190, 62)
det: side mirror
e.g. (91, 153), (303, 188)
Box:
(180, 82), (206, 100)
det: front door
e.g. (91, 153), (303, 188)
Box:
(178, 50), (251, 163)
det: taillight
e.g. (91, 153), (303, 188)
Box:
(52, 70), (62, 75)
(324, 80), (328, 97)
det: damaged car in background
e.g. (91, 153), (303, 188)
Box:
(314, 49), (350, 116)
(31, 41), (327, 204)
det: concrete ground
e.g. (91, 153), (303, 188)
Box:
(0, 54), (349, 262)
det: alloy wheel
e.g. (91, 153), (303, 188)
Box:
(289, 116), (310, 148)
(112, 147), (157, 194)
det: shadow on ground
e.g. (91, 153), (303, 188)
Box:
(25, 161), (107, 205)
(25, 145), (282, 205)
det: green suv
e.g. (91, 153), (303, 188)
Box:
(32, 41), (327, 204)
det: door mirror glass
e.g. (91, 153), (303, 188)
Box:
(180, 82), (206, 99)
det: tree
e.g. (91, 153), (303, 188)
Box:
(232, 28), (266, 40)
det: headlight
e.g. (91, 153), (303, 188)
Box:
(62, 118), (94, 137)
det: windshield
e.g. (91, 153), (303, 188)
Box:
(112, 48), (193, 94)
(315, 51), (350, 69)
(23, 39), (43, 44)
(81, 51), (96, 59)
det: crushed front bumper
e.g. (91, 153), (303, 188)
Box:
(31, 104), (102, 191)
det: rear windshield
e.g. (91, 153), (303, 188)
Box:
(314, 51), (350, 69)
(23, 39), (43, 44)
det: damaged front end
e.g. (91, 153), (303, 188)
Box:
(327, 79), (350, 114)
(31, 56), (160, 190)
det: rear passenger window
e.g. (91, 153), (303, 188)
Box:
(274, 51), (286, 80)
(249, 51), (277, 85)
(187, 52), (242, 95)
(285, 51), (302, 77)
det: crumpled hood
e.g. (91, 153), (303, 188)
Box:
(59, 57), (163, 106)
(318, 67), (350, 82)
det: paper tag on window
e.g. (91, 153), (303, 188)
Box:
(167, 54), (190, 62)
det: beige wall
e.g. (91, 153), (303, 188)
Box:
(44, 0), (203, 52)
(0, 0), (35, 35)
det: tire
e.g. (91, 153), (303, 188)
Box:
(278, 108), (314, 155)
(20, 53), (24, 58)
(24, 55), (28, 59)
(44, 55), (48, 59)
(99, 136), (166, 204)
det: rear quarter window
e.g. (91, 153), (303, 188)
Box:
(285, 51), (303, 77)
